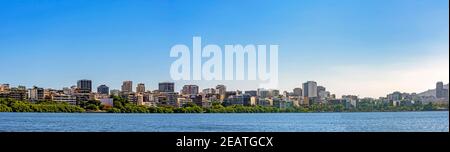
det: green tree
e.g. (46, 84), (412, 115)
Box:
(86, 104), (99, 111)
(0, 104), (12, 112)
(108, 108), (122, 113)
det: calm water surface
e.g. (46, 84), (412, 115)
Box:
(0, 111), (448, 132)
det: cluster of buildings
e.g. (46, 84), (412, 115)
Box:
(0, 80), (448, 109)
(381, 82), (449, 106)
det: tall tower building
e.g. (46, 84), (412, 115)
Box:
(136, 83), (146, 93)
(436, 81), (448, 99)
(97, 85), (109, 95)
(159, 82), (174, 93)
(303, 81), (317, 98)
(77, 79), (92, 93)
(122, 81), (133, 93)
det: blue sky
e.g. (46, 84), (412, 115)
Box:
(1, 0), (448, 97)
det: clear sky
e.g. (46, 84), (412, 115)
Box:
(1, 0), (448, 98)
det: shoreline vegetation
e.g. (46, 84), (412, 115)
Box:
(0, 97), (448, 113)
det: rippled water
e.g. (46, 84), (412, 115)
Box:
(0, 111), (448, 132)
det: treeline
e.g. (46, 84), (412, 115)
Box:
(0, 98), (85, 113)
(106, 102), (290, 113)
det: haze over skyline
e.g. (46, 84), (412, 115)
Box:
(1, 0), (448, 98)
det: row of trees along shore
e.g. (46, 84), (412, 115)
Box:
(0, 96), (448, 113)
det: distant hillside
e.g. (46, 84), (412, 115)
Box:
(418, 84), (449, 97)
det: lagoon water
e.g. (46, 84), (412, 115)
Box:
(0, 111), (448, 132)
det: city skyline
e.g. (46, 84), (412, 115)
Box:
(1, 79), (448, 99)
(0, 0), (448, 98)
